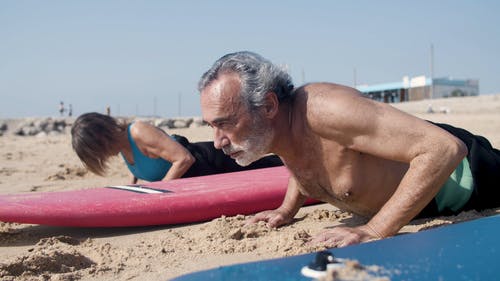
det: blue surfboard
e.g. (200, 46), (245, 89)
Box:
(171, 214), (500, 281)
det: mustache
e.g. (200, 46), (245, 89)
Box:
(222, 145), (239, 155)
(222, 147), (236, 155)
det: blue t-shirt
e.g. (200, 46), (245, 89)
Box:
(121, 124), (172, 182)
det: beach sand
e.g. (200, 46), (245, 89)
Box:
(1, 94), (500, 280)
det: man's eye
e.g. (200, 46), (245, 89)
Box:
(217, 121), (233, 129)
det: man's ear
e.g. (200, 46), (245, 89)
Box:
(263, 92), (279, 118)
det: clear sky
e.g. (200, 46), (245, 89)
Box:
(1, 1), (499, 118)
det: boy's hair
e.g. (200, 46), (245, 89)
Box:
(71, 112), (127, 176)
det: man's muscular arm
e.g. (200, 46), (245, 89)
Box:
(305, 83), (467, 246)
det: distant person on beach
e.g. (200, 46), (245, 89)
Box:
(71, 112), (283, 184)
(68, 104), (73, 117)
(198, 51), (500, 247)
(59, 101), (65, 116)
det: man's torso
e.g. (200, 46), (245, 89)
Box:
(283, 85), (411, 217)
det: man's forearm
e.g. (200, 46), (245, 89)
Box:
(367, 150), (465, 237)
(279, 176), (308, 217)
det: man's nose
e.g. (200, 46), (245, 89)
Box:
(213, 128), (229, 149)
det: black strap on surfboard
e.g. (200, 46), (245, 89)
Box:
(105, 185), (172, 194)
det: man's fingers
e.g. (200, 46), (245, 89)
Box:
(245, 212), (271, 226)
(245, 216), (259, 224)
(308, 227), (364, 248)
(267, 215), (283, 228)
(244, 210), (291, 229)
(244, 216), (260, 226)
(309, 232), (329, 244)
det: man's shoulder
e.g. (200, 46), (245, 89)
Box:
(296, 82), (346, 92)
(295, 83), (358, 108)
(295, 83), (359, 101)
(294, 83), (365, 133)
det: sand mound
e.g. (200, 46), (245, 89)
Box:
(0, 236), (94, 280)
(45, 164), (88, 181)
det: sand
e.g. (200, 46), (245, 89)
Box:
(1, 94), (500, 281)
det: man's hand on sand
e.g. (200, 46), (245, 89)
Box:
(308, 225), (380, 248)
(245, 208), (294, 228)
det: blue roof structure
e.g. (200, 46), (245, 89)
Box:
(356, 81), (406, 92)
(356, 77), (475, 93)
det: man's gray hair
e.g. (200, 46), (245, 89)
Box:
(198, 51), (294, 110)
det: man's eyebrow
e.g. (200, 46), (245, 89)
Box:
(203, 116), (226, 125)
(212, 117), (231, 124)
(207, 114), (236, 126)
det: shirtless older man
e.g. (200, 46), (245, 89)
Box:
(198, 51), (500, 247)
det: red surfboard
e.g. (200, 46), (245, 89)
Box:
(0, 166), (318, 227)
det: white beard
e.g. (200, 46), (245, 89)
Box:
(222, 116), (274, 166)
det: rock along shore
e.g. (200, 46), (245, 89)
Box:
(0, 116), (206, 137)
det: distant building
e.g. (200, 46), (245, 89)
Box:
(356, 76), (479, 103)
